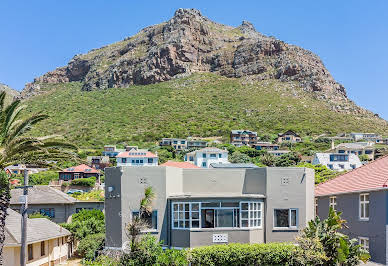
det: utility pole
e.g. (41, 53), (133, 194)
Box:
(15, 170), (32, 266)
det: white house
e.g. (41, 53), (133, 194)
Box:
(349, 132), (380, 142)
(3, 209), (71, 266)
(184, 147), (229, 168)
(312, 153), (362, 171)
(116, 149), (158, 166)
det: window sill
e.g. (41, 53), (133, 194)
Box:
(140, 229), (158, 234)
(272, 227), (298, 232)
(359, 218), (369, 222)
(172, 227), (263, 232)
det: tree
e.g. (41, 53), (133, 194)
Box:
(124, 186), (155, 254)
(274, 152), (301, 167)
(259, 153), (276, 166)
(297, 163), (339, 184)
(0, 91), (77, 263)
(229, 151), (251, 163)
(299, 208), (370, 265)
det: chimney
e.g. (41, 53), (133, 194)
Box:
(331, 140), (335, 150)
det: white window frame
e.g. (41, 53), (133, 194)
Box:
(359, 193), (369, 221)
(172, 202), (201, 230)
(359, 237), (369, 252)
(273, 208), (298, 230)
(240, 202), (263, 229)
(329, 196), (337, 210)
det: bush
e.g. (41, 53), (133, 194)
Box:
(120, 235), (162, 266)
(28, 212), (51, 219)
(229, 151), (251, 163)
(77, 233), (105, 260)
(82, 255), (118, 266)
(72, 190), (104, 201)
(71, 176), (96, 187)
(28, 170), (58, 185)
(157, 249), (188, 266)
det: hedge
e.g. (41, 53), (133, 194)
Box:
(188, 243), (301, 266)
(77, 233), (105, 260)
(71, 176), (96, 187)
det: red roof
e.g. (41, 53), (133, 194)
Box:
(61, 164), (100, 174)
(160, 161), (200, 169)
(315, 155), (388, 196)
(116, 151), (157, 158)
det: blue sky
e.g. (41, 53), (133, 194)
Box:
(1, 0), (387, 118)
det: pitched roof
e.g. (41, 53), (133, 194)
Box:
(61, 164), (100, 174)
(161, 161), (200, 168)
(10, 186), (77, 205)
(116, 151), (158, 158)
(315, 155), (388, 196)
(313, 153), (362, 165)
(231, 130), (257, 135)
(4, 209), (70, 246)
(188, 147), (227, 154)
(278, 130), (300, 137)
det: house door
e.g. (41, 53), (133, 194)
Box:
(201, 209), (215, 228)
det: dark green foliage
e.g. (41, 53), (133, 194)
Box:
(71, 176), (96, 187)
(28, 212), (50, 219)
(61, 209), (105, 241)
(120, 235), (162, 266)
(301, 208), (370, 265)
(28, 170), (58, 185)
(157, 249), (188, 266)
(259, 153), (276, 166)
(22, 74), (388, 148)
(77, 233), (105, 260)
(274, 152), (301, 167)
(229, 151), (251, 163)
(297, 163), (339, 184)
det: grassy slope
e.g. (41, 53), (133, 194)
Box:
(22, 73), (388, 148)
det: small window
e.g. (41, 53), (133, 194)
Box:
(210, 153), (217, 158)
(40, 208), (55, 218)
(131, 159), (135, 163)
(202, 162), (207, 168)
(40, 241), (45, 256)
(28, 244), (33, 260)
(136, 160), (139, 163)
(274, 209), (297, 229)
(122, 158), (127, 163)
(148, 158), (153, 163)
(359, 237), (369, 252)
(140, 160), (144, 164)
(327, 164), (333, 170)
(181, 141), (185, 144)
(365, 150), (372, 155)
(218, 153), (222, 158)
(339, 164), (344, 169)
(329, 196), (337, 210)
(132, 210), (157, 229)
(360, 193), (369, 220)
(202, 153), (206, 158)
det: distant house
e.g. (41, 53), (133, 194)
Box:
(268, 150), (291, 157)
(9, 186), (104, 223)
(230, 130), (258, 147)
(187, 139), (208, 149)
(315, 155), (388, 264)
(277, 130), (302, 143)
(3, 209), (71, 266)
(116, 149), (158, 167)
(253, 142), (279, 151)
(58, 164), (100, 181)
(185, 147), (229, 168)
(349, 132), (381, 142)
(330, 142), (375, 160)
(312, 153), (362, 171)
(87, 156), (110, 170)
(159, 138), (188, 151)
(375, 138), (388, 145)
(102, 145), (122, 158)
(4, 164), (48, 176)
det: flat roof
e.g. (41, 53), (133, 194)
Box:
(168, 193), (266, 199)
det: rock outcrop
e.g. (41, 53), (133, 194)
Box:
(0, 83), (19, 99)
(20, 9), (354, 110)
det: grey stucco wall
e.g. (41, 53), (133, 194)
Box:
(317, 190), (387, 264)
(265, 167), (314, 243)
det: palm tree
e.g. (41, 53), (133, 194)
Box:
(125, 186), (155, 250)
(0, 91), (78, 263)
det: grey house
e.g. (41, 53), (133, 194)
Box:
(10, 186), (104, 223)
(315, 155), (388, 264)
(105, 166), (314, 249)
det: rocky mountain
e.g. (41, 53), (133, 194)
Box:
(0, 83), (19, 99)
(22, 9), (351, 107)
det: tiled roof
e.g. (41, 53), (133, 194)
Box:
(116, 151), (158, 158)
(61, 164), (100, 174)
(315, 155), (388, 196)
(10, 186), (77, 205)
(4, 209), (70, 246)
(161, 161), (200, 168)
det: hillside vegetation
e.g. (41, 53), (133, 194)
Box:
(22, 73), (388, 148)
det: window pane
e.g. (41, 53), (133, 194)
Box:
(291, 209), (297, 227)
(185, 221), (190, 228)
(202, 202), (219, 207)
(221, 202), (239, 207)
(365, 194), (369, 201)
(192, 221), (199, 228)
(365, 203), (369, 218)
(241, 211), (248, 219)
(241, 203), (248, 210)
(275, 209), (289, 227)
(201, 209), (215, 228)
(173, 212), (178, 219)
(361, 204), (364, 218)
(216, 209), (234, 227)
(185, 212), (190, 219)
(192, 203), (199, 211)
(241, 220), (248, 227)
(174, 221), (178, 228)
(192, 212), (199, 219)
(185, 204), (189, 211)
(179, 212), (183, 219)
(179, 221), (184, 227)
(179, 204), (183, 210)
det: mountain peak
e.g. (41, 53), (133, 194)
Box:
(173, 8), (203, 18)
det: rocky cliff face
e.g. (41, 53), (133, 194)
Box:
(21, 9), (355, 111)
(0, 83), (19, 99)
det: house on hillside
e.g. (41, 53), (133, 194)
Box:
(187, 138), (208, 149)
(3, 209), (71, 266)
(277, 130), (302, 143)
(9, 186), (104, 223)
(58, 164), (100, 181)
(87, 156), (110, 170)
(253, 142), (280, 151)
(268, 150), (291, 157)
(230, 130), (258, 147)
(329, 142), (375, 160)
(349, 132), (381, 142)
(4, 164), (48, 176)
(159, 138), (188, 151)
(315, 155), (388, 264)
(184, 147), (229, 168)
(312, 153), (362, 171)
(104, 165), (315, 249)
(116, 149), (158, 166)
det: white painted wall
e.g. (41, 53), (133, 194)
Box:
(117, 157), (158, 166)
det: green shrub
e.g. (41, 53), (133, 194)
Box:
(157, 249), (188, 266)
(28, 212), (51, 219)
(29, 170), (58, 185)
(71, 176), (96, 187)
(82, 255), (118, 266)
(77, 233), (105, 260)
(120, 235), (162, 266)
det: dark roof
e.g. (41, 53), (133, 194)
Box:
(10, 186), (77, 205)
(278, 130), (300, 137)
(315, 155), (388, 196)
(4, 209), (70, 246)
(209, 163), (259, 169)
